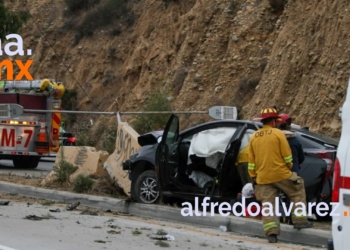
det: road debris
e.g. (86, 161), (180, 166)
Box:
(0, 201), (10, 205)
(150, 235), (175, 241)
(108, 225), (120, 229)
(132, 229), (142, 235)
(66, 201), (80, 211)
(49, 208), (61, 213)
(219, 225), (227, 232)
(94, 240), (106, 244)
(155, 240), (170, 247)
(24, 214), (54, 221)
(118, 213), (133, 216)
(107, 230), (121, 234)
(156, 229), (168, 235)
(80, 208), (98, 216)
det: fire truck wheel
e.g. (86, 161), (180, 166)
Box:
(13, 156), (40, 169)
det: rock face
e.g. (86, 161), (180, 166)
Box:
(9, 0), (350, 138)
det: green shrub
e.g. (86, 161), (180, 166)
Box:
(0, 1), (30, 41)
(268, 0), (287, 13)
(229, 0), (238, 14)
(75, 0), (129, 43)
(76, 133), (95, 147)
(73, 174), (94, 193)
(64, 0), (101, 13)
(161, 0), (179, 8)
(238, 77), (260, 95)
(123, 11), (136, 27)
(61, 88), (78, 125)
(109, 28), (121, 37)
(54, 149), (78, 183)
(132, 90), (172, 134)
(101, 123), (118, 154)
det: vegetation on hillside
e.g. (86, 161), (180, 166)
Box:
(132, 89), (173, 135)
(0, 0), (30, 41)
(62, 0), (135, 45)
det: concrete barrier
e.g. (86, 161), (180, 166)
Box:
(41, 146), (109, 185)
(104, 122), (141, 196)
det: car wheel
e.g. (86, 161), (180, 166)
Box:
(133, 170), (159, 204)
(13, 156), (40, 169)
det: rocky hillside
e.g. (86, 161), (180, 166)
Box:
(8, 0), (350, 139)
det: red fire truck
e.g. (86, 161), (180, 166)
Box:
(0, 79), (65, 168)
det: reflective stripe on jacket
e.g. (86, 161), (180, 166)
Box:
(248, 125), (293, 184)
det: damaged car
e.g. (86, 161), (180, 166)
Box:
(123, 115), (338, 218)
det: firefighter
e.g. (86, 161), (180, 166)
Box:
(248, 107), (313, 243)
(235, 145), (253, 186)
(276, 113), (305, 175)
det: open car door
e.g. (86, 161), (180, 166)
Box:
(218, 124), (248, 196)
(156, 114), (179, 189)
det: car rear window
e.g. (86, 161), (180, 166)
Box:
(295, 130), (338, 149)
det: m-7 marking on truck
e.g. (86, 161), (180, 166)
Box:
(23, 130), (33, 147)
(1, 128), (15, 147)
(0, 128), (33, 148)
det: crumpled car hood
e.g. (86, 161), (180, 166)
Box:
(137, 131), (163, 146)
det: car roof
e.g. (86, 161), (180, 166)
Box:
(179, 119), (338, 147)
(293, 128), (338, 148)
(294, 128), (338, 144)
(141, 119), (338, 149)
(180, 119), (260, 135)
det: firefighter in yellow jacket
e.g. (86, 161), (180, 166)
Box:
(248, 107), (313, 243)
(235, 145), (252, 186)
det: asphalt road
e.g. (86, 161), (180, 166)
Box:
(0, 158), (55, 177)
(0, 200), (323, 250)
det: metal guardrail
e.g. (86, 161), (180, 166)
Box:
(23, 110), (209, 115)
(1, 104), (238, 122)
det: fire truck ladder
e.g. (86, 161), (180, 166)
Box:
(1, 80), (56, 92)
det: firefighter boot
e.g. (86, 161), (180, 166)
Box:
(267, 234), (278, 243)
(293, 221), (313, 230)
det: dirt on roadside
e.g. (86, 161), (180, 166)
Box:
(0, 173), (127, 199)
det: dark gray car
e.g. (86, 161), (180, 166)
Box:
(123, 115), (338, 219)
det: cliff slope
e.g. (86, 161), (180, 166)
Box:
(8, 0), (350, 139)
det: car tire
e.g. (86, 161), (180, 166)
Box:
(13, 156), (40, 169)
(132, 170), (159, 204)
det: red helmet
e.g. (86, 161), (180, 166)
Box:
(276, 113), (292, 125)
(259, 107), (280, 121)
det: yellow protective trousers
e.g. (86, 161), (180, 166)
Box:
(254, 173), (309, 236)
